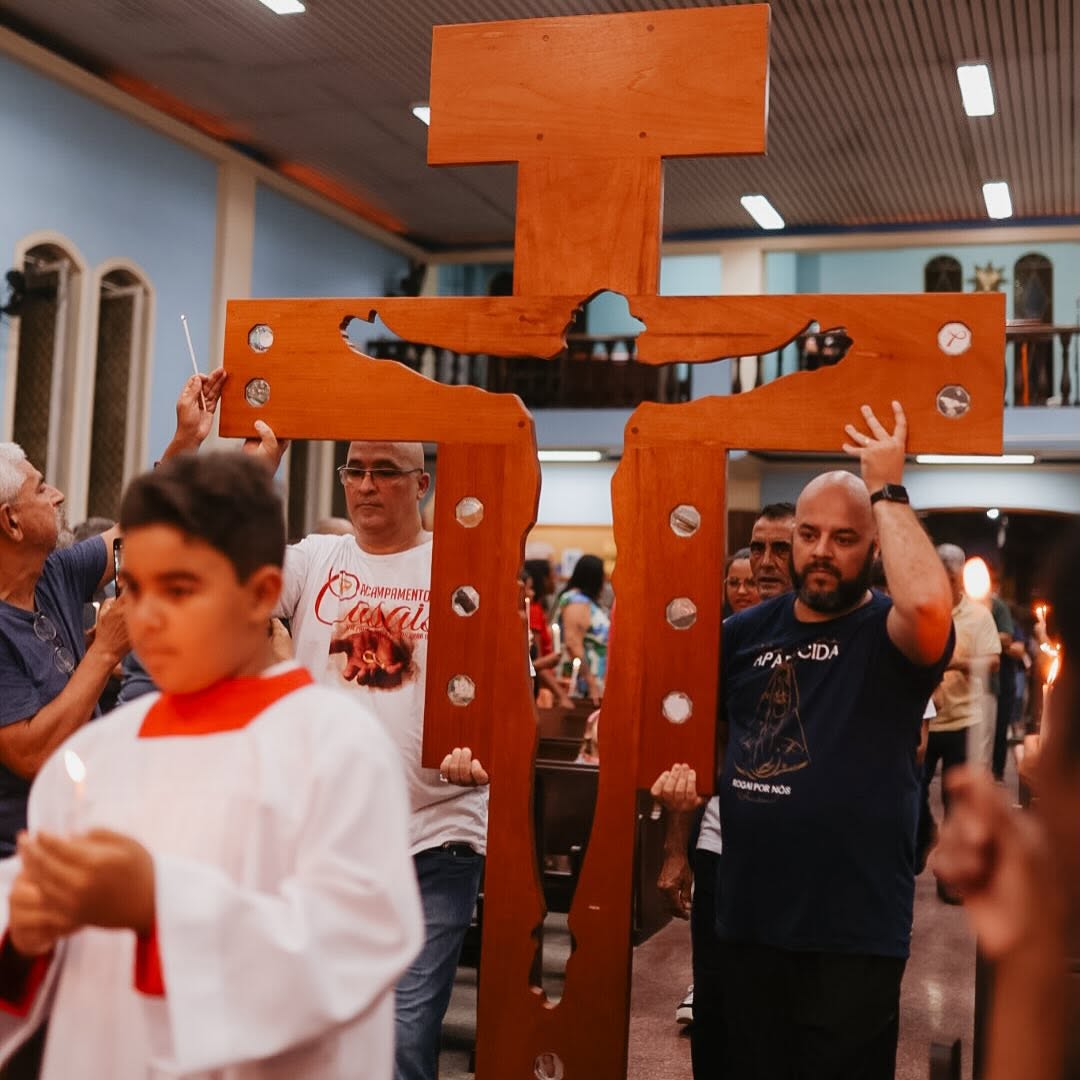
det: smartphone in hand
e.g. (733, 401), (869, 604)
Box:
(113, 537), (124, 596)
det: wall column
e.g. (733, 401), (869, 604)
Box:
(210, 162), (255, 370)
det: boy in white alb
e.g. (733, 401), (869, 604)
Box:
(0, 452), (422, 1079)
(273, 440), (488, 1080)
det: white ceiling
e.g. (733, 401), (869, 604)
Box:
(2, 0), (1076, 249)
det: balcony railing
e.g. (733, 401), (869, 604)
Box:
(732, 323), (1080, 407)
(366, 335), (691, 408)
(368, 322), (1079, 410)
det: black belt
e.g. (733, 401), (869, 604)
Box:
(432, 842), (479, 857)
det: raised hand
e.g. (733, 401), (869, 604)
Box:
(173, 368), (227, 450)
(842, 400), (907, 493)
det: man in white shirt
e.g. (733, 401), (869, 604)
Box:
(920, 542), (1001, 902)
(269, 438), (487, 1080)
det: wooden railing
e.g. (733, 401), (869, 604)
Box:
(731, 323), (1080, 407)
(365, 335), (691, 408)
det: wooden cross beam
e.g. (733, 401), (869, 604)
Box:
(428, 6), (768, 298)
(218, 7), (1006, 1078)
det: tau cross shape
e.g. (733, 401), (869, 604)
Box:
(219, 7), (1003, 1077)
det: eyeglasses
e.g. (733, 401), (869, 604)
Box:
(726, 578), (756, 591)
(337, 466), (422, 486)
(34, 612), (75, 674)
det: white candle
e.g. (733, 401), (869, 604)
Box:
(64, 749), (86, 833)
(1042, 652), (1060, 738)
(179, 314), (207, 410)
(550, 622), (561, 656)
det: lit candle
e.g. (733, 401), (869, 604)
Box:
(962, 557), (991, 602)
(550, 622), (561, 656)
(1042, 651), (1060, 737)
(64, 749), (86, 833)
(570, 656), (582, 697)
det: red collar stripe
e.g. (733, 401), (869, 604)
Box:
(139, 667), (314, 739)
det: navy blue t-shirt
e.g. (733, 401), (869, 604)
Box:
(716, 590), (953, 959)
(0, 537), (107, 853)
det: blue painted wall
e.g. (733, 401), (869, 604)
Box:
(773, 242), (1080, 325)
(252, 185), (409, 300)
(0, 53), (218, 461)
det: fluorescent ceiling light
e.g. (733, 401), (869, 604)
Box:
(982, 180), (1013, 219)
(956, 64), (995, 116)
(915, 454), (1035, 465)
(258, 0), (305, 12)
(411, 104), (431, 126)
(538, 450), (604, 463)
(740, 194), (785, 231)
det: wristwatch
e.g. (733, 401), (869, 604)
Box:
(870, 484), (910, 505)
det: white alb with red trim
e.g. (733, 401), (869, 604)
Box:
(0, 664), (422, 1079)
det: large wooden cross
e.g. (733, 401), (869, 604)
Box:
(219, 7), (1004, 1077)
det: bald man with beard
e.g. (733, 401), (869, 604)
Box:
(260, 437), (488, 1080)
(655, 403), (954, 1080)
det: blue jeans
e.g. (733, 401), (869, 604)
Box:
(394, 846), (484, 1080)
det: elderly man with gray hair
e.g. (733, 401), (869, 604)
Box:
(0, 372), (223, 856)
(918, 542), (1001, 901)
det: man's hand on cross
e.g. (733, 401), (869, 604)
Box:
(842, 401), (908, 493)
(241, 420), (290, 473)
(650, 763), (703, 813)
(440, 746), (490, 787)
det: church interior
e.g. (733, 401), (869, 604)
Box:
(0, 1), (1076, 1079)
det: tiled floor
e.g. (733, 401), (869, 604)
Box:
(440, 770), (993, 1079)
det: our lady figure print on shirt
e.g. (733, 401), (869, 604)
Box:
(736, 656), (811, 789)
(316, 565), (429, 691)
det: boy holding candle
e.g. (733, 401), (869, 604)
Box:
(0, 452), (422, 1079)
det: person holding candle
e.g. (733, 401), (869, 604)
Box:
(918, 543), (1001, 900)
(932, 523), (1080, 1080)
(0, 370), (225, 859)
(0, 451), (421, 1078)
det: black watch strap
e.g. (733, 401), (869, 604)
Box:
(870, 484), (909, 505)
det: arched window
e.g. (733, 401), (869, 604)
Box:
(86, 266), (152, 518)
(1012, 253), (1055, 405)
(1013, 253), (1053, 322)
(8, 241), (84, 485)
(924, 255), (962, 293)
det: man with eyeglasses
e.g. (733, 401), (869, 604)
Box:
(0, 372), (224, 858)
(257, 435), (488, 1080)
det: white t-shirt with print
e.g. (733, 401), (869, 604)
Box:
(277, 532), (488, 856)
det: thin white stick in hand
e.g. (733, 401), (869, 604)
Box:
(179, 314), (207, 410)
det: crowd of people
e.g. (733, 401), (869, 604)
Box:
(0, 374), (1074, 1080)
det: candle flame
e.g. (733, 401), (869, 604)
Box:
(64, 750), (86, 785)
(963, 557), (991, 601)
